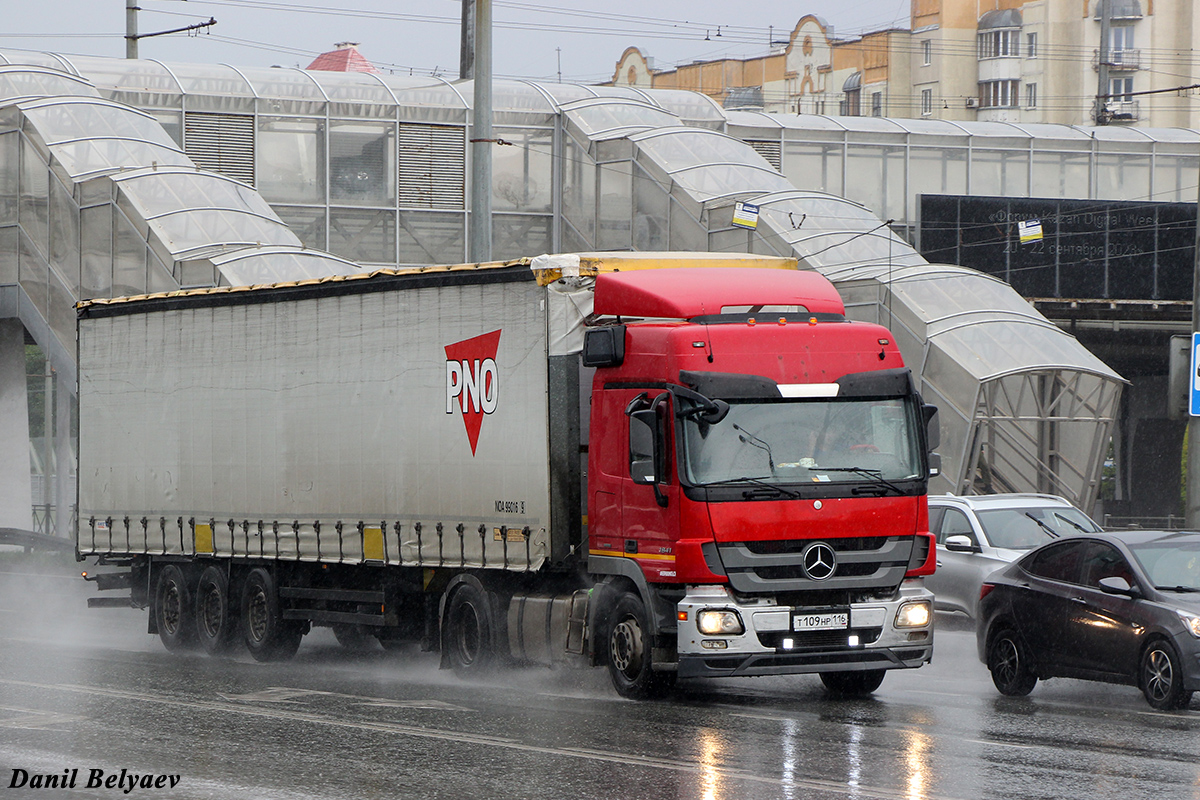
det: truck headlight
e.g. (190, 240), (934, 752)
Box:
(697, 609), (744, 636)
(895, 600), (931, 628)
(1177, 610), (1200, 638)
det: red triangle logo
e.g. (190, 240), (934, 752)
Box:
(445, 330), (502, 456)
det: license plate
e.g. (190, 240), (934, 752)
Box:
(793, 612), (849, 631)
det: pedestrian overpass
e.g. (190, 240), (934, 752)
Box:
(0, 51), (1128, 536)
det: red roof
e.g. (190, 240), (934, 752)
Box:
(593, 268), (845, 319)
(306, 44), (378, 73)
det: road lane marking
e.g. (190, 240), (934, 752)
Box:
(0, 677), (968, 800)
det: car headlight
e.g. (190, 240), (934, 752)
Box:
(895, 600), (931, 628)
(1177, 610), (1200, 638)
(697, 609), (745, 636)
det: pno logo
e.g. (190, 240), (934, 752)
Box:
(445, 330), (501, 456)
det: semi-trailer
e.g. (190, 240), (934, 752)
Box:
(77, 251), (938, 698)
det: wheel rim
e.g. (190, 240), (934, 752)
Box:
(452, 603), (481, 665)
(993, 637), (1020, 687)
(610, 616), (644, 679)
(1145, 648), (1173, 703)
(161, 582), (181, 635)
(247, 588), (269, 643)
(200, 584), (223, 638)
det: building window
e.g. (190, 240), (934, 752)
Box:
(1111, 76), (1134, 101)
(979, 79), (1020, 108)
(871, 91), (883, 117)
(922, 40), (932, 65)
(921, 88), (933, 116)
(1026, 83), (1037, 108)
(1111, 25), (1135, 53)
(842, 89), (861, 116)
(978, 29), (1019, 59)
(1026, 32), (1037, 57)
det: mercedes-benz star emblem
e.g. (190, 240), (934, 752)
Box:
(802, 542), (837, 581)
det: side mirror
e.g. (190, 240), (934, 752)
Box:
(927, 452), (941, 478)
(943, 534), (980, 553)
(582, 326), (625, 368)
(1099, 576), (1138, 597)
(922, 404), (940, 452)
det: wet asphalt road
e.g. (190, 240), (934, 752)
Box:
(2, 554), (1199, 800)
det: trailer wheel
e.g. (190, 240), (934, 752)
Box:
(607, 592), (674, 699)
(445, 584), (494, 674)
(240, 568), (303, 662)
(154, 564), (196, 652)
(195, 566), (238, 656)
(819, 669), (886, 697)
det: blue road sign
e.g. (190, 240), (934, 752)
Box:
(1191, 333), (1200, 416)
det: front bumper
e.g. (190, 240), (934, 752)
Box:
(675, 583), (934, 679)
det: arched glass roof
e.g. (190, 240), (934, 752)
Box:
(563, 98), (679, 139)
(0, 66), (97, 104)
(979, 9), (1022, 28)
(18, 96), (189, 178)
(209, 246), (361, 286)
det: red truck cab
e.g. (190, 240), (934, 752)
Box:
(583, 267), (936, 696)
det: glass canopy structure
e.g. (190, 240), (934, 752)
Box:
(0, 50), (1132, 535)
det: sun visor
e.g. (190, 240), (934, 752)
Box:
(835, 367), (915, 397)
(679, 370), (781, 399)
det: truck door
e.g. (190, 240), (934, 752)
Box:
(622, 392), (680, 579)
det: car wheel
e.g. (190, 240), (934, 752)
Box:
(607, 591), (674, 699)
(987, 628), (1037, 696)
(1141, 639), (1193, 710)
(820, 669), (886, 696)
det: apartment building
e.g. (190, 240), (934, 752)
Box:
(608, 0), (1200, 127)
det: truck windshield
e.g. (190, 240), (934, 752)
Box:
(679, 396), (922, 487)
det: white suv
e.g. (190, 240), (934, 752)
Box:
(926, 493), (1102, 618)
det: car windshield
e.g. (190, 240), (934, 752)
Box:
(680, 396), (921, 487)
(1128, 539), (1200, 590)
(975, 507), (1101, 550)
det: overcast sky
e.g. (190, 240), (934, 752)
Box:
(2, 0), (911, 84)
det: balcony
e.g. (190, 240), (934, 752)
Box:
(1101, 99), (1140, 123)
(1093, 49), (1141, 70)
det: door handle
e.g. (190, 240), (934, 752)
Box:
(1070, 596), (1088, 605)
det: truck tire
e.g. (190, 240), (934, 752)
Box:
(820, 669), (886, 696)
(240, 568), (303, 662)
(607, 591), (674, 699)
(444, 584), (494, 674)
(195, 566), (238, 656)
(154, 564), (196, 652)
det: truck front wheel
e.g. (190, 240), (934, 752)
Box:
(607, 592), (674, 699)
(820, 669), (886, 696)
(241, 568), (303, 662)
(445, 584), (494, 674)
(154, 564), (196, 652)
(195, 566), (238, 656)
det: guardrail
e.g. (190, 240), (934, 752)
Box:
(0, 527), (75, 552)
(1103, 515), (1189, 531)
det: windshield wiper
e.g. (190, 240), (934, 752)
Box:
(702, 475), (800, 499)
(1155, 585), (1200, 593)
(816, 466), (904, 495)
(1052, 511), (1091, 533)
(1024, 511), (1060, 539)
